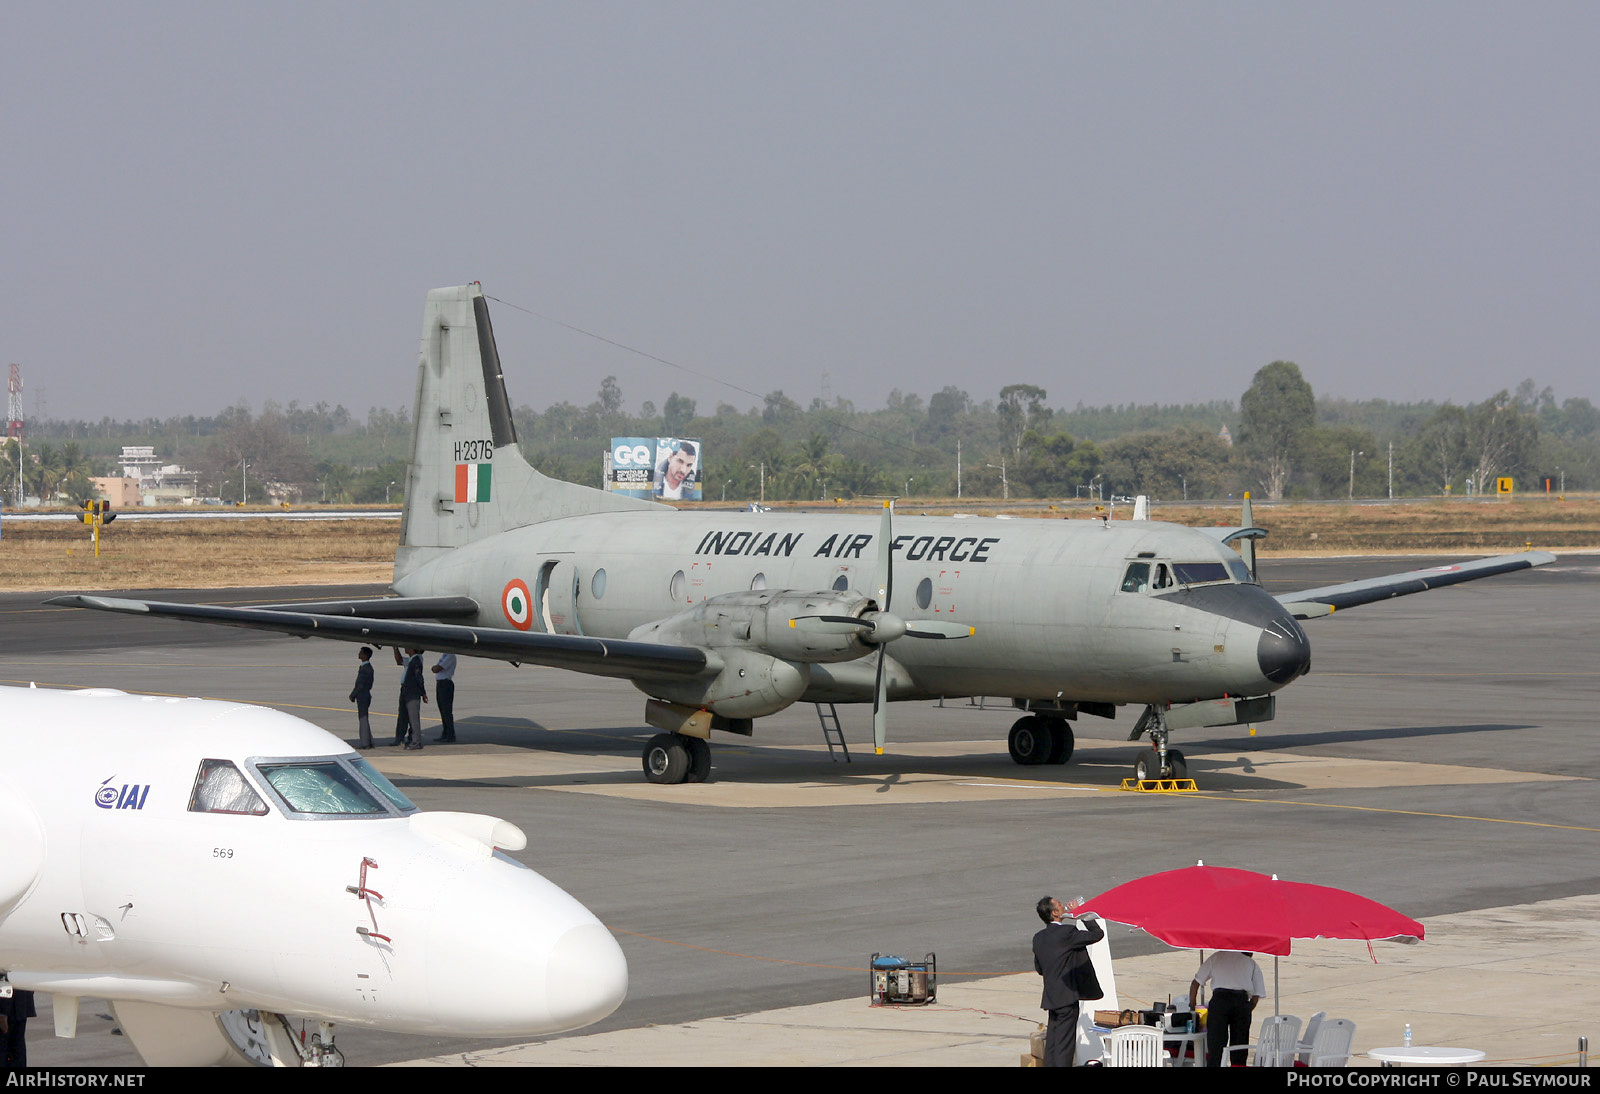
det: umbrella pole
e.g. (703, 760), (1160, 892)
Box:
(1274, 956), (1280, 1017)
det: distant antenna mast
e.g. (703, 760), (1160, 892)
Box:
(7, 363), (22, 506)
(6, 364), (21, 444)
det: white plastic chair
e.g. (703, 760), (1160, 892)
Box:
(1295, 1011), (1327, 1065)
(1229, 1013), (1301, 1066)
(1101, 1025), (1167, 1067)
(1305, 1018), (1356, 1067)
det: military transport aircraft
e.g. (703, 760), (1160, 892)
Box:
(51, 284), (1555, 786)
(0, 684), (627, 1066)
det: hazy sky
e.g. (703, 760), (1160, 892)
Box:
(7, 2), (1599, 422)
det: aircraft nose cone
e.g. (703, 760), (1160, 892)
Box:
(545, 922), (629, 1031)
(1257, 616), (1312, 683)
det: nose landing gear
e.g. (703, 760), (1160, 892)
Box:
(1129, 705), (1186, 780)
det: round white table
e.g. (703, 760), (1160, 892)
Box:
(1367, 1045), (1487, 1066)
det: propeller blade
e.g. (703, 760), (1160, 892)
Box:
(872, 647), (888, 755)
(874, 499), (893, 611)
(870, 500), (895, 755)
(902, 620), (976, 639)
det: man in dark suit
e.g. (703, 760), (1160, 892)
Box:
(349, 646), (375, 748)
(0, 987), (36, 1068)
(1032, 896), (1105, 1067)
(392, 647), (428, 749)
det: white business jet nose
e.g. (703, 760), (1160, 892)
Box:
(545, 920), (629, 1030)
(419, 851), (628, 1036)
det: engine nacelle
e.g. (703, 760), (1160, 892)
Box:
(637, 646), (811, 719)
(628, 589), (874, 664)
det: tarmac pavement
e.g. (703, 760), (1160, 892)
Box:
(395, 894), (1600, 1067)
(6, 555), (1599, 1068)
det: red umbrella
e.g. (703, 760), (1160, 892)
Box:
(1080, 864), (1424, 957)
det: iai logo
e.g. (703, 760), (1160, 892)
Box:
(95, 776), (150, 811)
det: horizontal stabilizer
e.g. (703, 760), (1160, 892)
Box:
(1275, 551), (1556, 616)
(45, 595), (708, 681)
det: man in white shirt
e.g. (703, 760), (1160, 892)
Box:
(431, 652), (458, 742)
(1190, 950), (1265, 1066)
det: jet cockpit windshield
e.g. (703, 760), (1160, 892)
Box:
(245, 755), (419, 819)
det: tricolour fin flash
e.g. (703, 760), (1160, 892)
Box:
(395, 285), (663, 581)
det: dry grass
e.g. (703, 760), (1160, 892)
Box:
(2, 496), (1594, 591)
(1165, 496), (1600, 554)
(0, 518), (396, 591)
(708, 494), (1600, 554)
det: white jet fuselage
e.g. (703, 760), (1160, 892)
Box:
(0, 687), (626, 1039)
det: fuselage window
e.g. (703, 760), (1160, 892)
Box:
(188, 759), (268, 816)
(832, 573), (850, 592)
(670, 569), (686, 601)
(1172, 561), (1231, 586)
(257, 762), (387, 816)
(915, 577), (933, 609)
(1120, 563), (1151, 593)
(1153, 564), (1173, 590)
(750, 572), (767, 591)
(591, 568), (607, 599)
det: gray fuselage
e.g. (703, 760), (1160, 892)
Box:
(395, 511), (1310, 709)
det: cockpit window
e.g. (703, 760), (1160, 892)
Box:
(189, 759), (269, 816)
(1171, 562), (1232, 585)
(1153, 564), (1174, 589)
(1227, 557), (1255, 583)
(257, 762), (387, 815)
(1120, 562), (1150, 592)
(351, 757), (417, 813)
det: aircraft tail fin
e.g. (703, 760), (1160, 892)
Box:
(395, 284), (661, 581)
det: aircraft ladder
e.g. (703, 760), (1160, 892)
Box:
(815, 703), (851, 763)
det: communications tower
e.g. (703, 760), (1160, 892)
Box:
(6, 364), (20, 443)
(7, 363), (22, 506)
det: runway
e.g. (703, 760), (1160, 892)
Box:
(4, 555), (1597, 1067)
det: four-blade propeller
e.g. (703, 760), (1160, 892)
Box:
(792, 501), (975, 753)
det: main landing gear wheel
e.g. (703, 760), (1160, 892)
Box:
(1008, 716), (1053, 766)
(1046, 718), (1074, 765)
(685, 736), (712, 783)
(643, 733), (691, 784)
(1165, 749), (1187, 780)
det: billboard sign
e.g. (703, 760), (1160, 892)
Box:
(608, 437), (702, 501)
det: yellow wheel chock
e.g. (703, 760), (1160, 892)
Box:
(1118, 778), (1199, 793)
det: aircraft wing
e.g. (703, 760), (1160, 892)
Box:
(251, 595), (480, 619)
(45, 595), (709, 681)
(1274, 550), (1556, 619)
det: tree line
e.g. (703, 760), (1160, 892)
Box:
(9, 367), (1599, 505)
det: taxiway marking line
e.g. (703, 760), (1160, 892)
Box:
(1194, 792), (1600, 833)
(608, 927), (1029, 978)
(959, 778), (1600, 833)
